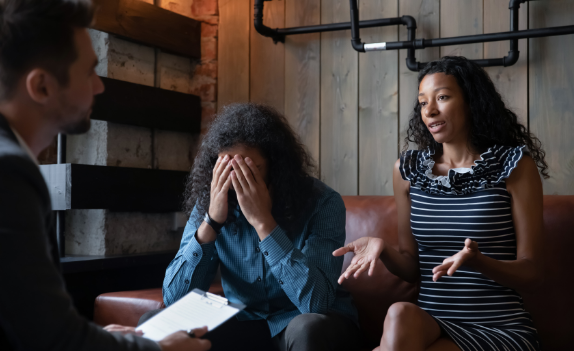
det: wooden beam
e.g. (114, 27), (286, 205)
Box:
(320, 0), (359, 196)
(92, 77), (201, 133)
(218, 0), (250, 107)
(358, 0), (398, 196)
(92, 0), (201, 59)
(284, 0), (321, 166)
(40, 164), (189, 212)
(250, 0), (285, 113)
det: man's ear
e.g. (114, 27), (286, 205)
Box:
(25, 69), (59, 104)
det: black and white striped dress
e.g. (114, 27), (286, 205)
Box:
(400, 145), (541, 351)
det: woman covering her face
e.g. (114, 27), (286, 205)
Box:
(335, 56), (547, 351)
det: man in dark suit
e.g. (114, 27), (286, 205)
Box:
(0, 0), (211, 350)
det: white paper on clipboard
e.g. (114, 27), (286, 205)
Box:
(136, 289), (245, 341)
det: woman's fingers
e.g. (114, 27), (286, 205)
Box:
(353, 263), (370, 278)
(343, 264), (360, 278)
(433, 269), (448, 282)
(233, 156), (256, 188)
(214, 155), (230, 189)
(217, 161), (233, 190)
(245, 157), (265, 184)
(432, 260), (453, 274)
(368, 260), (376, 276)
(230, 171), (243, 194)
(220, 172), (232, 193)
(338, 266), (359, 284)
(231, 160), (249, 191)
(333, 243), (354, 257)
(447, 259), (465, 276)
(332, 247), (350, 256)
(465, 238), (478, 252)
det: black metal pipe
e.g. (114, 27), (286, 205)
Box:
(254, 0), (406, 42)
(276, 18), (404, 36)
(386, 25), (574, 50)
(349, 0), (364, 52)
(254, 0), (282, 42)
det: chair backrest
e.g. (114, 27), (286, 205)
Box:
(341, 195), (574, 350)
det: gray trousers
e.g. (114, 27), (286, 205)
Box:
(139, 309), (362, 351)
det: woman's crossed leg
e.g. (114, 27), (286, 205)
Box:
(373, 302), (461, 351)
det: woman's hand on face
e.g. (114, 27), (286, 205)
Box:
(230, 155), (276, 239)
(432, 238), (479, 281)
(333, 237), (385, 285)
(208, 155), (233, 223)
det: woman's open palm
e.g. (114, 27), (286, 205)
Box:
(333, 237), (385, 284)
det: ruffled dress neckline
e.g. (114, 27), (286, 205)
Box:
(399, 145), (525, 195)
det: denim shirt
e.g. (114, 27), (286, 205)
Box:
(162, 178), (358, 337)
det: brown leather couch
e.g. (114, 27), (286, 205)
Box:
(94, 195), (574, 350)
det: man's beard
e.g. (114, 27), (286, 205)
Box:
(61, 110), (92, 135)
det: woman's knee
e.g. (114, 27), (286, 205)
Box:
(381, 302), (441, 350)
(384, 302), (422, 327)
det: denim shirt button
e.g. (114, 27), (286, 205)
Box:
(264, 251), (269, 256)
(257, 277), (262, 282)
(184, 279), (190, 284)
(256, 247), (261, 252)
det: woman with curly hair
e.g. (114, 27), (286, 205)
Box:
(159, 103), (360, 351)
(335, 56), (546, 351)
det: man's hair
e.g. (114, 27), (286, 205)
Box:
(0, 0), (93, 101)
(184, 103), (318, 235)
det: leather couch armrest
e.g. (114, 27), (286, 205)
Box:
(94, 282), (224, 327)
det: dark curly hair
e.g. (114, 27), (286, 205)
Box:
(404, 56), (548, 178)
(184, 103), (318, 233)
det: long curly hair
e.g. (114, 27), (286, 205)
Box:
(184, 103), (318, 233)
(404, 56), (548, 178)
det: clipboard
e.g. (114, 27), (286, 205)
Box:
(136, 289), (246, 341)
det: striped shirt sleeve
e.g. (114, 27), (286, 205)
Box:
(259, 191), (346, 314)
(162, 207), (219, 306)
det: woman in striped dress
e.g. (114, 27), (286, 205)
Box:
(334, 56), (548, 351)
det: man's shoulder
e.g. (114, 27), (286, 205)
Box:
(0, 124), (28, 160)
(0, 131), (38, 176)
(0, 129), (48, 200)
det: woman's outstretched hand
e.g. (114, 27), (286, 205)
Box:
(333, 237), (385, 285)
(432, 238), (479, 281)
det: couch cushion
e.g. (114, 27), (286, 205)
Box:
(341, 196), (418, 346)
(521, 195), (574, 350)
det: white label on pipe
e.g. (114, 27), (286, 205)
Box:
(364, 42), (387, 51)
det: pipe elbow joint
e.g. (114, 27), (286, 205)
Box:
(351, 39), (365, 53)
(401, 15), (417, 30)
(508, 0), (526, 10)
(406, 57), (420, 72)
(503, 50), (520, 66)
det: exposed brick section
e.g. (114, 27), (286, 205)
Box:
(188, 2), (219, 132)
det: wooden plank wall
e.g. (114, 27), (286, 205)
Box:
(218, 0), (574, 195)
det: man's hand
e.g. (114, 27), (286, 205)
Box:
(103, 324), (143, 336)
(432, 238), (479, 281)
(209, 155), (233, 223)
(333, 237), (385, 285)
(158, 327), (211, 351)
(230, 155), (276, 240)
